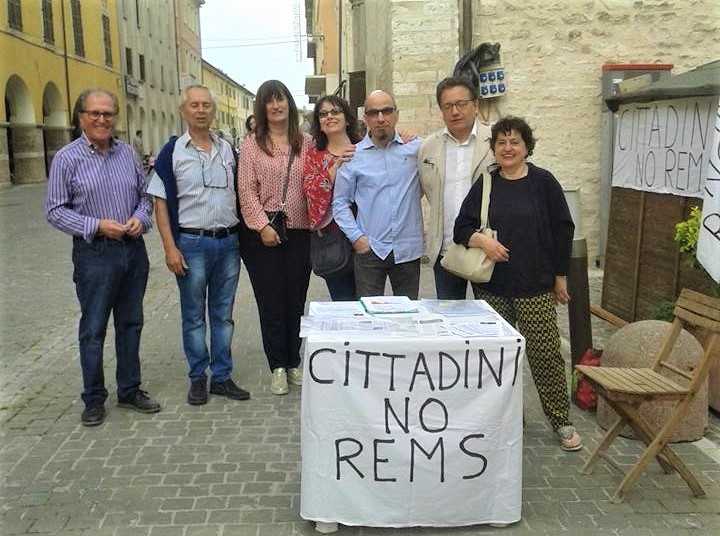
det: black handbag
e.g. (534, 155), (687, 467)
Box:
(265, 210), (288, 242)
(310, 226), (353, 277)
(265, 151), (295, 243)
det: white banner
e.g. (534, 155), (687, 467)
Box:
(697, 99), (720, 283)
(300, 336), (525, 528)
(612, 96), (718, 197)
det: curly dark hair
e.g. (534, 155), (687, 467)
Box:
(490, 115), (536, 156)
(310, 95), (361, 151)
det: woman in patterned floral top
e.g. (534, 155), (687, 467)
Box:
(302, 96), (361, 301)
(237, 80), (312, 396)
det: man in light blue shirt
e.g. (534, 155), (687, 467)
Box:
(332, 90), (424, 299)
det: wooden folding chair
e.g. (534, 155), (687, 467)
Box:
(576, 288), (720, 503)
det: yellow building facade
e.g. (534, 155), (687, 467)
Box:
(201, 59), (254, 148)
(0, 0), (124, 186)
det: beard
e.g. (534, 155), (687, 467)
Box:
(371, 127), (391, 144)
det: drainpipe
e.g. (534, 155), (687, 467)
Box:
(460, 0), (472, 53)
(60, 0), (73, 126)
(338, 0), (343, 97)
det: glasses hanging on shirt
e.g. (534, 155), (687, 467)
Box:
(194, 145), (230, 189)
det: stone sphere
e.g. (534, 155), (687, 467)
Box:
(596, 320), (708, 442)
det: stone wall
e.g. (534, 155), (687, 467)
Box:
(363, 0), (396, 92)
(389, 0), (460, 128)
(373, 0), (718, 261)
(8, 125), (46, 185)
(472, 0), (718, 259)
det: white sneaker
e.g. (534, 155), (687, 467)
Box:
(271, 367), (289, 395)
(287, 367), (303, 386)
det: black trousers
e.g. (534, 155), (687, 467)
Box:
(239, 227), (311, 371)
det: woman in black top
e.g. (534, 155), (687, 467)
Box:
(453, 116), (581, 451)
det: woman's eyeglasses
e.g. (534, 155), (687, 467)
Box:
(318, 108), (344, 119)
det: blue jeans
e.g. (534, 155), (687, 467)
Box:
(324, 269), (357, 301)
(176, 233), (241, 382)
(433, 256), (472, 299)
(72, 236), (149, 407)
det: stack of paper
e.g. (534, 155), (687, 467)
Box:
(359, 296), (419, 314)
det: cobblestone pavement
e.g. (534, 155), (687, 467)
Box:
(1, 183), (719, 536)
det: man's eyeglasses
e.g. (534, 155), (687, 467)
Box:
(440, 99), (475, 113)
(82, 110), (117, 120)
(364, 107), (396, 118)
(318, 108), (344, 119)
(201, 160), (231, 189)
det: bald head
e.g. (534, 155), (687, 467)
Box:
(364, 90), (399, 147)
(364, 90), (396, 109)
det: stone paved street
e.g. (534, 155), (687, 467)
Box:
(1, 183), (719, 535)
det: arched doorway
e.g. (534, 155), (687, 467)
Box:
(4, 75), (39, 185)
(42, 82), (68, 177)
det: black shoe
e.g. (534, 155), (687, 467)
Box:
(209, 378), (251, 401)
(117, 390), (161, 413)
(81, 405), (106, 426)
(188, 378), (208, 405)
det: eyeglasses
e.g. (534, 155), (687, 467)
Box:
(440, 99), (475, 112)
(195, 146), (230, 189)
(364, 107), (396, 118)
(82, 110), (117, 120)
(318, 108), (344, 119)
(201, 160), (231, 189)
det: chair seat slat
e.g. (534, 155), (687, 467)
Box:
(576, 366), (686, 395)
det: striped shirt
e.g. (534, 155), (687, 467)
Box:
(237, 133), (312, 231)
(146, 132), (238, 230)
(46, 133), (153, 242)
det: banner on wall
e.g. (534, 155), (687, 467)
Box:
(612, 96), (718, 198)
(300, 336), (525, 527)
(697, 99), (720, 283)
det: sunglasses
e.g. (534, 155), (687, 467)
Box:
(364, 107), (396, 118)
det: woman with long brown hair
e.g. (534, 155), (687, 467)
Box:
(237, 80), (312, 396)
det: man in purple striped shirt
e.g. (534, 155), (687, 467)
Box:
(46, 88), (161, 427)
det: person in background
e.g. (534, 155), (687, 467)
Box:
(453, 115), (581, 452)
(133, 129), (144, 161)
(245, 115), (256, 136)
(237, 115), (256, 153)
(148, 84), (250, 406)
(303, 96), (361, 301)
(46, 88), (160, 426)
(332, 90), (424, 299)
(419, 76), (493, 299)
(237, 80), (312, 396)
